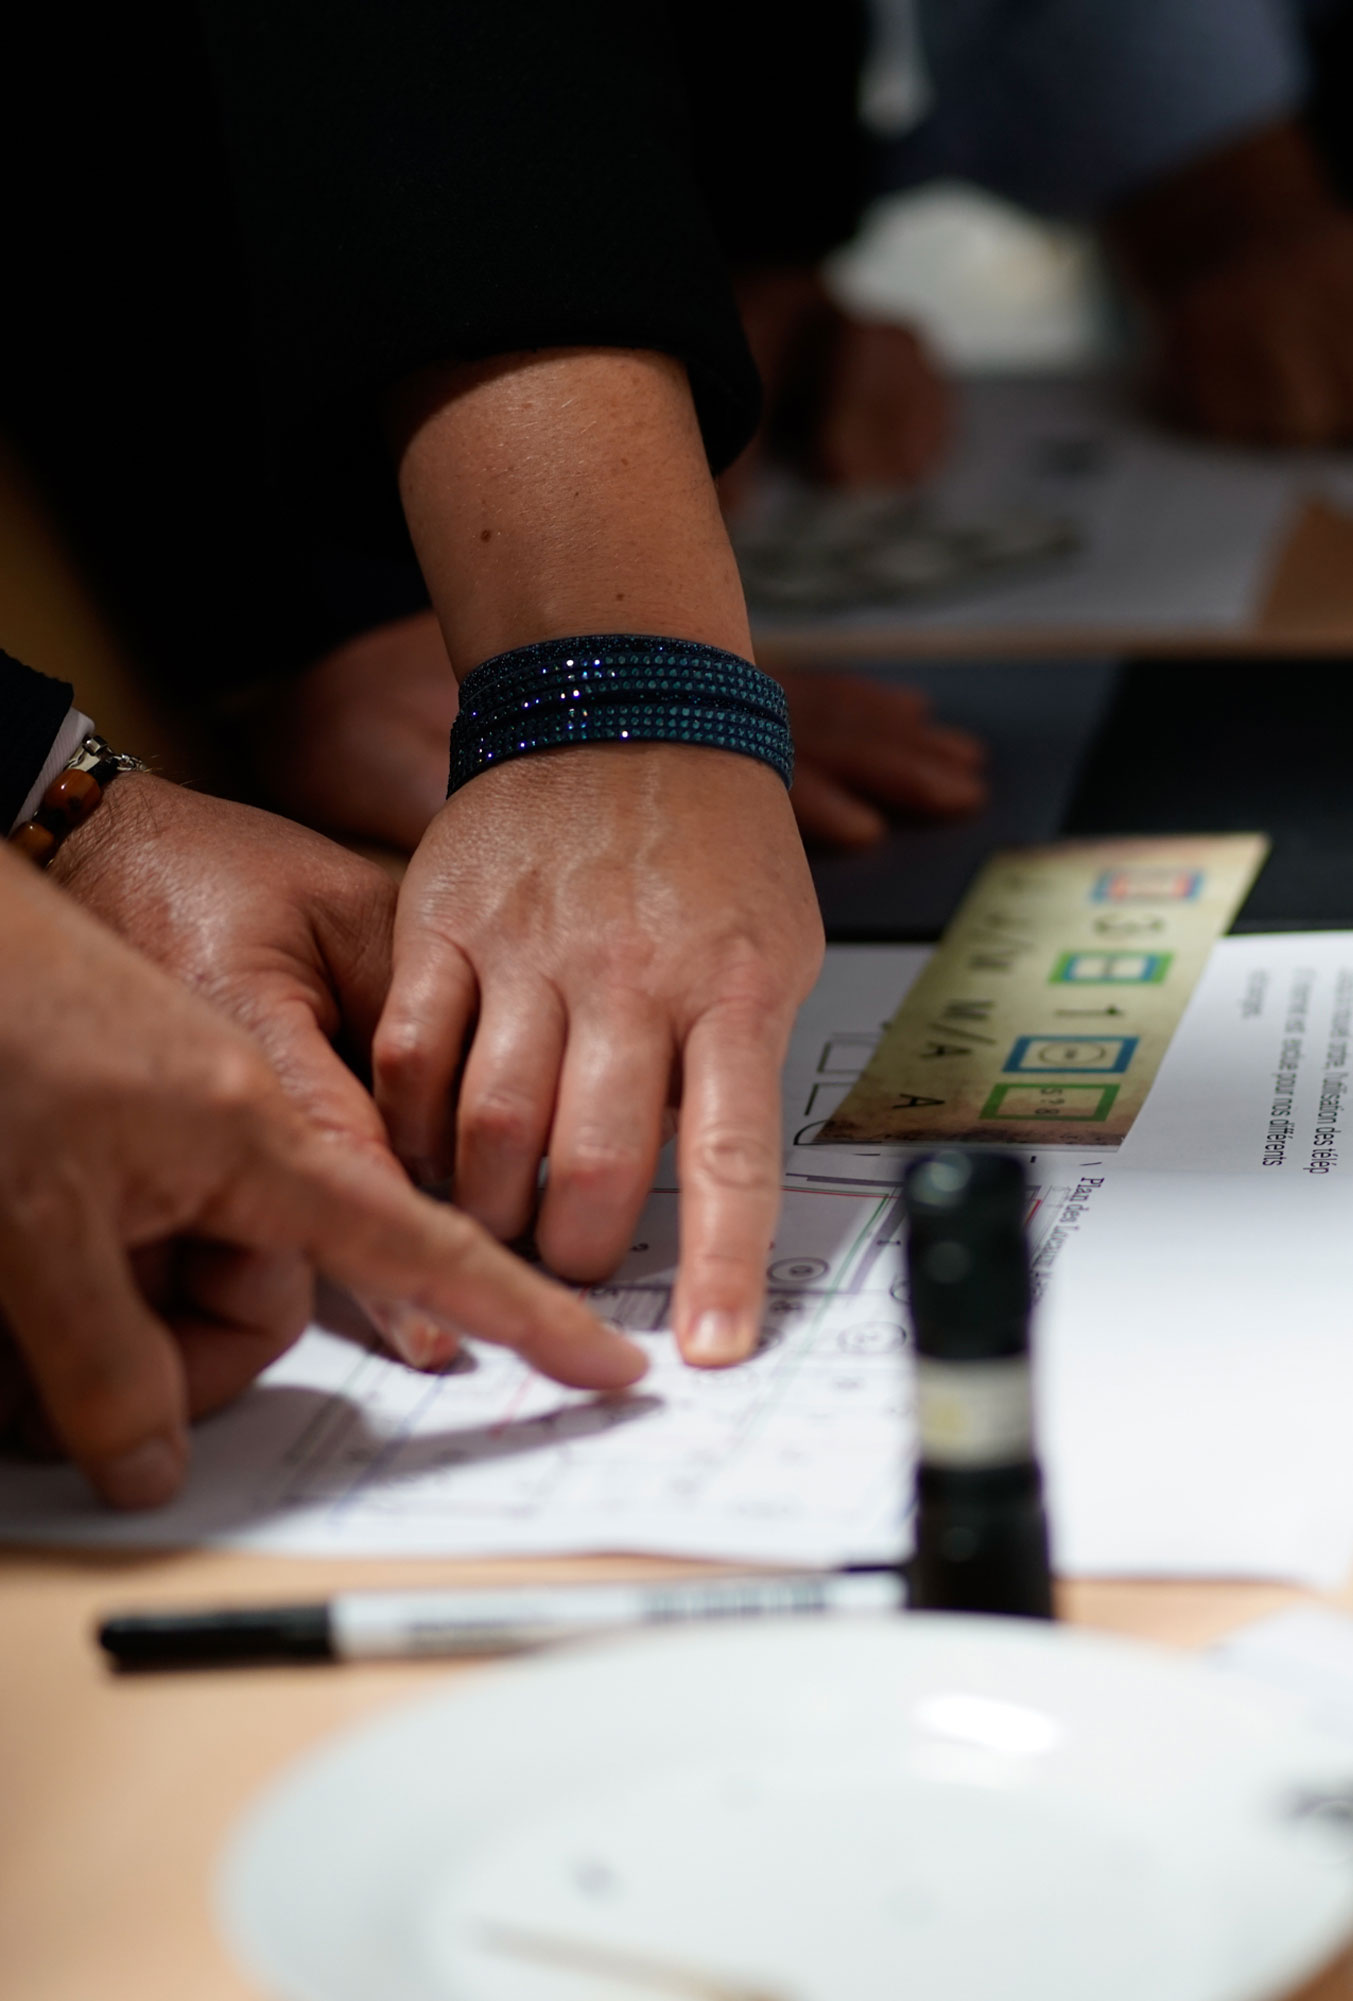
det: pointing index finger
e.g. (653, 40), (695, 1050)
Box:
(216, 1131), (647, 1394)
(672, 1003), (789, 1368)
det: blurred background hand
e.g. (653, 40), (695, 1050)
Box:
(1150, 213), (1353, 447)
(1110, 121), (1353, 449)
(721, 270), (953, 507)
(777, 668), (987, 845)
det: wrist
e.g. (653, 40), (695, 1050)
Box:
(10, 734), (152, 873)
(46, 767), (163, 896)
(447, 634), (792, 796)
(1106, 121), (1339, 301)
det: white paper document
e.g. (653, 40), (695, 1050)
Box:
(1041, 934), (1353, 1587)
(792, 933), (1353, 1585)
(747, 375), (1353, 649)
(2, 938), (1352, 1584)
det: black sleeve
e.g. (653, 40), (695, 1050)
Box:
(196, 0), (761, 491)
(669, 0), (872, 269)
(0, 651), (73, 834)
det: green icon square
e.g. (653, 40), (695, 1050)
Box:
(980, 1082), (1120, 1122)
(1050, 950), (1172, 985)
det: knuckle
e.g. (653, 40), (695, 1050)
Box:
(199, 1044), (274, 1125)
(689, 1127), (779, 1194)
(372, 1017), (435, 1096)
(403, 1193), (478, 1260)
(460, 1088), (541, 1160)
(714, 935), (777, 993)
(703, 937), (809, 1020)
(690, 1242), (758, 1275)
(600, 936), (662, 994)
(552, 1134), (647, 1201)
(434, 1203), (481, 1258)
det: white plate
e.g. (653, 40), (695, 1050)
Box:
(219, 1617), (1353, 2001)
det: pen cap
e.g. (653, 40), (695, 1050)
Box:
(904, 1152), (1031, 1361)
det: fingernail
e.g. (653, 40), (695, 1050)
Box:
(685, 1310), (754, 1367)
(375, 1302), (460, 1370)
(99, 1436), (185, 1510)
(592, 1334), (651, 1387)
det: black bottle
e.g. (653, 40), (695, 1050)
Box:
(903, 1151), (1054, 1619)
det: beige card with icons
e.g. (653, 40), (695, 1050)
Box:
(817, 834), (1269, 1149)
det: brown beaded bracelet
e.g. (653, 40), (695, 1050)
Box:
(8, 732), (148, 868)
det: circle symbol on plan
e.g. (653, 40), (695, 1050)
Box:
(768, 1257), (831, 1284)
(1035, 1041), (1109, 1067)
(763, 1295), (807, 1327)
(835, 1323), (906, 1354)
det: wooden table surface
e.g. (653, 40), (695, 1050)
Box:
(4, 1543), (1353, 2001)
(5, 438), (1353, 2000)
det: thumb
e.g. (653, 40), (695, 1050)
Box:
(242, 992), (464, 1367)
(248, 990), (399, 1169)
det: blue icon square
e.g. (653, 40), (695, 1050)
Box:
(1004, 1034), (1138, 1076)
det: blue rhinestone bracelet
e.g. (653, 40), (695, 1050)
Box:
(447, 636), (794, 795)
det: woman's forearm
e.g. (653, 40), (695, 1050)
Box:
(387, 347), (753, 672)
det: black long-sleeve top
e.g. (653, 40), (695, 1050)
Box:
(1, 2), (866, 812)
(198, 3), (760, 486)
(0, 655), (75, 837)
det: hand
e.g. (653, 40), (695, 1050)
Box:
(1152, 216), (1353, 447)
(811, 315), (954, 488)
(0, 1239), (312, 1460)
(1107, 122), (1353, 448)
(251, 610), (456, 852)
(255, 612), (985, 857)
(373, 743), (825, 1368)
(51, 773), (401, 1167)
(722, 271), (953, 509)
(778, 669), (987, 846)
(50, 771), (449, 1361)
(0, 850), (645, 1507)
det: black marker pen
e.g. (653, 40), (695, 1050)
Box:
(96, 1569), (904, 1670)
(904, 1150), (1054, 1619)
